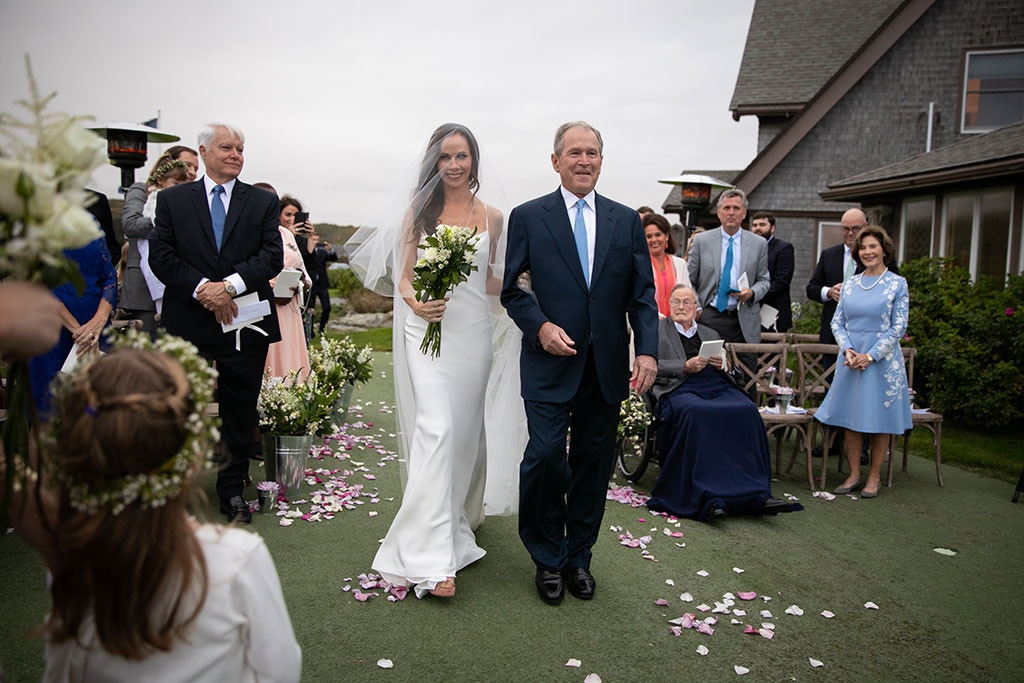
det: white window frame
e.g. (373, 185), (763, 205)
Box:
(899, 196), (936, 263)
(961, 48), (1024, 134)
(817, 221), (843, 255)
(939, 188), (1015, 279)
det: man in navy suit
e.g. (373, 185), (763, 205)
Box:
(501, 122), (658, 605)
(750, 211), (794, 332)
(150, 123), (283, 524)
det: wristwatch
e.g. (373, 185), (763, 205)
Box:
(223, 280), (237, 297)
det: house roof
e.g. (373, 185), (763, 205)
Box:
(821, 121), (1024, 200)
(729, 0), (906, 119)
(730, 0), (937, 195)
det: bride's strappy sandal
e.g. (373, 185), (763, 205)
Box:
(429, 577), (456, 598)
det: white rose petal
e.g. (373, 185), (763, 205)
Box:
(821, 610), (835, 618)
(584, 675), (602, 683)
(734, 665), (750, 675)
(696, 645), (709, 656)
(864, 601), (879, 610)
(376, 658), (394, 669)
(565, 659), (581, 668)
(809, 658), (824, 668)
(784, 605), (804, 616)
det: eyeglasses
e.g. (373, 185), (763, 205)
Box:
(669, 299), (698, 307)
(840, 225), (865, 233)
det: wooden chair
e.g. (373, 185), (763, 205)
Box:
(760, 332), (787, 343)
(728, 342), (816, 490)
(793, 343), (841, 489)
(887, 347), (943, 487)
(787, 333), (822, 344)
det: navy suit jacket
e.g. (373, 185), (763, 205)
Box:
(501, 188), (658, 404)
(806, 243), (899, 345)
(150, 179), (283, 349)
(763, 236), (794, 331)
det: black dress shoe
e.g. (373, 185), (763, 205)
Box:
(220, 495), (252, 524)
(563, 566), (596, 600)
(535, 567), (564, 605)
(762, 497), (790, 515)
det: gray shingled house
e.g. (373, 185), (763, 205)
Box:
(663, 0), (1024, 290)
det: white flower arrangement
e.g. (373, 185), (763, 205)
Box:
(617, 393), (653, 440)
(47, 330), (220, 516)
(308, 335), (374, 387)
(0, 56), (105, 287)
(257, 369), (341, 437)
(411, 224), (480, 358)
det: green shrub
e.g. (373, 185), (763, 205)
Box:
(902, 258), (1024, 427)
(791, 300), (822, 336)
(327, 266), (363, 298)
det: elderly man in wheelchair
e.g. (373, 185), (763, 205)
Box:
(637, 285), (796, 522)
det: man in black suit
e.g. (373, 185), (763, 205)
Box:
(750, 211), (793, 333)
(150, 123), (283, 523)
(501, 121), (658, 605)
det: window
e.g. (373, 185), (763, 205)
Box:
(941, 188), (1014, 280)
(900, 197), (935, 263)
(816, 221), (843, 254)
(962, 49), (1024, 133)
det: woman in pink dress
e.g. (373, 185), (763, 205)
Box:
(264, 196), (312, 381)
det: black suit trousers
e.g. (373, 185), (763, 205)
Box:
(519, 347), (620, 571)
(203, 341), (269, 503)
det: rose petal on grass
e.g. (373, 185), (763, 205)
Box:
(934, 547), (957, 556)
(821, 610), (835, 618)
(696, 644), (709, 656)
(733, 567), (745, 574)
(758, 628), (774, 639)
(565, 658), (581, 668)
(730, 618), (742, 625)
(760, 610), (773, 619)
(669, 626), (683, 637)
(696, 603), (711, 612)
(809, 658), (824, 668)
(743, 625), (758, 634)
(732, 609), (746, 617)
(584, 674), (602, 683)
(697, 570), (709, 577)
(738, 591), (757, 600)
(666, 579), (675, 586)
(377, 659), (394, 669)
(655, 598), (669, 606)
(785, 605), (804, 616)
(762, 596), (772, 602)
(734, 665), (750, 675)
(864, 601), (879, 610)
(680, 592), (694, 602)
(696, 621), (715, 636)
(353, 590), (373, 602)
(279, 518), (294, 527)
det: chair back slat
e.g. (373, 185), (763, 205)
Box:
(727, 342), (788, 404)
(793, 343), (840, 407)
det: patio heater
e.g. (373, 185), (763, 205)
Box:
(658, 174), (733, 255)
(87, 122), (180, 193)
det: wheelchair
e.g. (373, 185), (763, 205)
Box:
(615, 391), (659, 482)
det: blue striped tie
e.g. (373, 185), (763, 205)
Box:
(211, 185), (226, 251)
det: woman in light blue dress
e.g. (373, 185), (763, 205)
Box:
(814, 226), (912, 498)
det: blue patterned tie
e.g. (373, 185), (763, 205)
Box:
(716, 236), (734, 311)
(211, 185), (226, 251)
(573, 198), (589, 286)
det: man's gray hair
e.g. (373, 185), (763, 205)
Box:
(198, 123), (246, 149)
(553, 121), (604, 156)
(716, 187), (748, 211)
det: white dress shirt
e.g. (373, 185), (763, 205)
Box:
(561, 186), (596, 283)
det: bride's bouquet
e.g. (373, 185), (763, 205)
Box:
(410, 224), (480, 358)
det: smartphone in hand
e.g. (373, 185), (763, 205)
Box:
(293, 212), (309, 228)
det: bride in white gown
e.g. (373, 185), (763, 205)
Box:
(348, 124), (525, 598)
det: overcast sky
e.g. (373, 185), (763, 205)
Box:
(1, 0), (758, 226)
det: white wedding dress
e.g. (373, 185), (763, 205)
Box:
(372, 231), (495, 596)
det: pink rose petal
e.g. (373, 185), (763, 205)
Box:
(696, 621), (714, 636)
(758, 628), (774, 639)
(655, 598), (669, 606)
(584, 674), (603, 683)
(738, 591), (757, 600)
(744, 625), (758, 634)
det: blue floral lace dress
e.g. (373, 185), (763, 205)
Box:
(814, 270), (913, 434)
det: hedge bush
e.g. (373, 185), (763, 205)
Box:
(327, 266), (365, 298)
(901, 258), (1023, 427)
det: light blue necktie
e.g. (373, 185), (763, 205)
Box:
(211, 185), (226, 251)
(716, 236), (734, 311)
(573, 198), (589, 286)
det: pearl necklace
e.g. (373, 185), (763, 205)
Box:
(857, 268), (887, 290)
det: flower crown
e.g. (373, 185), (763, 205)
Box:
(147, 159), (190, 187)
(48, 330), (219, 516)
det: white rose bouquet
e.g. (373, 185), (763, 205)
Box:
(1, 57), (106, 527)
(410, 224), (480, 359)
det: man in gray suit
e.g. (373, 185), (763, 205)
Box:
(686, 188), (769, 344)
